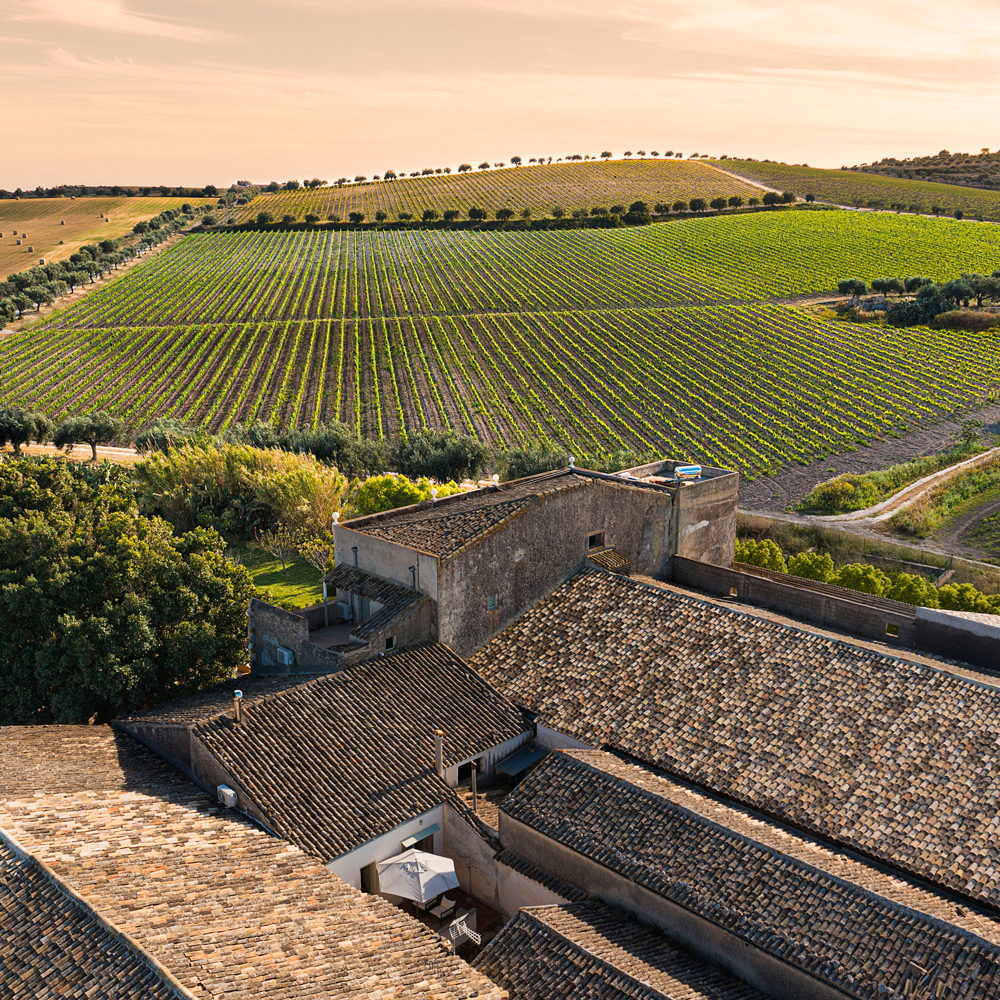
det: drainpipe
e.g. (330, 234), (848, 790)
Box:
(434, 730), (445, 779)
(352, 546), (359, 622)
(471, 760), (478, 814)
(409, 565), (416, 590)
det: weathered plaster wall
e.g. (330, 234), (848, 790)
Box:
(333, 525), (439, 601)
(672, 557), (917, 648)
(915, 608), (1000, 671)
(443, 806), (572, 920)
(441, 731), (532, 787)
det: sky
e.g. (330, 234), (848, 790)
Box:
(2, 0), (999, 188)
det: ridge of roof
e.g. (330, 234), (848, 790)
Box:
(471, 568), (1000, 909)
(0, 826), (193, 1000)
(501, 749), (1000, 1000)
(476, 901), (766, 1000)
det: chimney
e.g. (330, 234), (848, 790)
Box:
(234, 690), (243, 724)
(433, 730), (445, 778)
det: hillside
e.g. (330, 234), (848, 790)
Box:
(230, 159), (760, 223)
(34, 211), (1000, 328)
(848, 149), (1000, 191)
(0, 197), (214, 279)
(4, 209), (999, 476)
(713, 160), (1000, 221)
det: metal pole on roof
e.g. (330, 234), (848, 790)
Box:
(471, 761), (478, 814)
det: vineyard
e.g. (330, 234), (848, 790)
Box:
(33, 211), (1000, 330)
(0, 196), (214, 278)
(4, 207), (1000, 476)
(228, 159), (760, 223)
(715, 160), (1000, 221)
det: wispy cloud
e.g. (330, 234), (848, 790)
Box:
(7, 0), (234, 43)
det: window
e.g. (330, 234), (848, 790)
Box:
(885, 623), (899, 637)
(385, 635), (396, 651)
(487, 593), (498, 611)
(587, 531), (605, 550)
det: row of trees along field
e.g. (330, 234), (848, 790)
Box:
(0, 204), (211, 322)
(261, 152), (716, 190)
(242, 192), (799, 228)
(837, 271), (1000, 327)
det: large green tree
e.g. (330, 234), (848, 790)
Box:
(0, 458), (256, 724)
(54, 410), (126, 461)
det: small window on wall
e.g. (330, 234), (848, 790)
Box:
(588, 532), (605, 550)
(385, 635), (396, 651)
(487, 593), (498, 611)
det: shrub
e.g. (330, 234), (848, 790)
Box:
(496, 443), (570, 480)
(735, 538), (786, 572)
(787, 551), (835, 583)
(886, 573), (939, 607)
(133, 444), (348, 538)
(832, 562), (891, 596)
(390, 429), (490, 483)
(347, 474), (463, 518)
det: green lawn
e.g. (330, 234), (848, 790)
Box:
(240, 547), (323, 610)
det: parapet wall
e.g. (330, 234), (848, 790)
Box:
(672, 557), (917, 647)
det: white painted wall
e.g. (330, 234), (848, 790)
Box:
(442, 731), (532, 787)
(325, 806), (444, 891)
(535, 725), (597, 752)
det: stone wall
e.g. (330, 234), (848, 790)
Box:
(247, 598), (343, 675)
(672, 557), (917, 647)
(438, 480), (675, 657)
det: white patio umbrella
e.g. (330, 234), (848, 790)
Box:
(376, 849), (460, 903)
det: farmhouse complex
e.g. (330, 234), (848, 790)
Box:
(5, 458), (1000, 999)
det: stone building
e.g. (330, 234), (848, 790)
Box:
(248, 460), (739, 668)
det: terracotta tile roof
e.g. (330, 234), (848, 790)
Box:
(470, 568), (1000, 908)
(118, 676), (321, 727)
(501, 750), (1000, 1000)
(493, 848), (589, 902)
(588, 548), (632, 574)
(0, 834), (180, 1000)
(0, 726), (506, 1000)
(187, 644), (530, 859)
(344, 470), (593, 557)
(476, 901), (766, 1000)
(324, 564), (427, 640)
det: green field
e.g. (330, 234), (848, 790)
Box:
(230, 159), (759, 223)
(0, 197), (214, 279)
(30, 212), (1000, 330)
(4, 208), (1000, 477)
(715, 160), (1000, 220)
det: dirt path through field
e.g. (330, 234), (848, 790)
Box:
(2, 443), (140, 464)
(740, 404), (1000, 512)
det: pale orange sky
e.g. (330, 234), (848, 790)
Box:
(2, 0), (999, 188)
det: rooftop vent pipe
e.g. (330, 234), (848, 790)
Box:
(234, 690), (243, 724)
(431, 488), (438, 502)
(434, 729), (445, 777)
(568, 455), (575, 468)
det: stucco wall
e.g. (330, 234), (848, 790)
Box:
(915, 608), (1000, 671)
(326, 806), (444, 890)
(442, 731), (532, 787)
(443, 805), (573, 920)
(334, 525), (440, 601)
(672, 557), (917, 648)
(438, 481), (675, 657)
(672, 473), (740, 568)
(500, 813), (850, 1000)
(534, 725), (598, 752)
